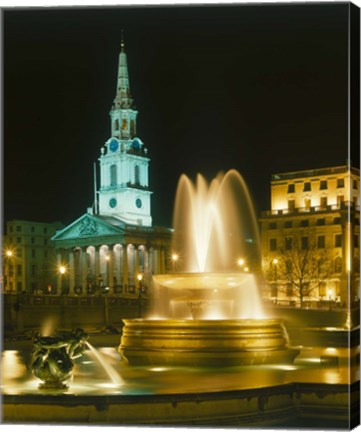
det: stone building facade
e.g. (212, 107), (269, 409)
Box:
(260, 165), (360, 307)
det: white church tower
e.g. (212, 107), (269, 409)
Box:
(97, 35), (152, 227)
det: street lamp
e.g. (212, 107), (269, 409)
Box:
(137, 272), (144, 317)
(57, 264), (68, 295)
(237, 258), (245, 267)
(171, 253), (179, 273)
(328, 288), (333, 310)
(4, 249), (15, 292)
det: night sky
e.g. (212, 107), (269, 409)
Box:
(3, 3), (352, 228)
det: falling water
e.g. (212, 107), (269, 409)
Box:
(172, 169), (261, 273)
(85, 342), (123, 385)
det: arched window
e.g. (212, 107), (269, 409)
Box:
(114, 119), (119, 130)
(134, 165), (140, 185)
(110, 164), (117, 186)
(130, 119), (135, 137)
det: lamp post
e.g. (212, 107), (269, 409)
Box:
(5, 249), (15, 293)
(272, 258), (278, 304)
(328, 288), (333, 310)
(58, 265), (67, 295)
(137, 272), (143, 317)
(171, 253), (179, 273)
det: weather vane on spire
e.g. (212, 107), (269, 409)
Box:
(121, 29), (125, 51)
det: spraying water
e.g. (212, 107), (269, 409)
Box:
(85, 342), (123, 385)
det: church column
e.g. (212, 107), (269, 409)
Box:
(108, 245), (115, 294)
(123, 244), (129, 292)
(81, 247), (88, 295)
(68, 250), (75, 295)
(94, 246), (100, 291)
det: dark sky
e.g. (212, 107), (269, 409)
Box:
(3, 3), (351, 228)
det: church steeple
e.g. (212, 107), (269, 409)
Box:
(98, 37), (152, 227)
(112, 32), (135, 111)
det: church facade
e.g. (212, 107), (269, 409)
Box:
(52, 39), (172, 296)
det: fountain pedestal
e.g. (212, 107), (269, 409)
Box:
(119, 318), (299, 367)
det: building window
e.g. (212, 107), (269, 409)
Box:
(304, 198), (311, 210)
(285, 237), (293, 250)
(320, 180), (328, 190)
(288, 200), (295, 212)
(301, 219), (309, 227)
(287, 184), (295, 193)
(44, 227), (47, 234)
(303, 182), (311, 192)
(32, 249), (36, 258)
(334, 257), (342, 273)
(355, 235), (359, 248)
(337, 178), (345, 188)
(31, 265), (37, 276)
(337, 195), (344, 207)
(110, 164), (117, 186)
(122, 118), (127, 130)
(16, 226), (22, 232)
(134, 165), (140, 184)
(31, 226), (35, 233)
(17, 237), (22, 243)
(130, 119), (135, 137)
(284, 221), (292, 228)
(16, 265), (22, 276)
(31, 237), (35, 244)
(334, 234), (342, 248)
(268, 222), (277, 229)
(115, 119), (119, 130)
(319, 282), (326, 297)
(353, 179), (358, 189)
(333, 217), (341, 224)
(17, 282), (23, 292)
(316, 218), (325, 226)
(269, 238), (277, 251)
(320, 196), (327, 208)
(301, 236), (309, 250)
(317, 235), (325, 249)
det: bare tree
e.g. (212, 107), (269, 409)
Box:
(266, 233), (333, 308)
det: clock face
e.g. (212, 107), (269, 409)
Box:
(109, 198), (117, 208)
(131, 138), (141, 150)
(109, 138), (119, 152)
(135, 198), (142, 209)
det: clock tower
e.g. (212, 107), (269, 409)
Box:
(97, 37), (152, 227)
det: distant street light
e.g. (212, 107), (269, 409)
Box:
(237, 258), (245, 267)
(171, 253), (179, 272)
(58, 265), (67, 275)
(137, 272), (144, 317)
(4, 248), (15, 292)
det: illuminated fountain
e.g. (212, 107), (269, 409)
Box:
(119, 170), (299, 367)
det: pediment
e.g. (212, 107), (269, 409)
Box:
(52, 214), (125, 242)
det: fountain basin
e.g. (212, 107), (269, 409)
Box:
(119, 319), (299, 367)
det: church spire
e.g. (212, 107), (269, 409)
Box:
(112, 31), (134, 110)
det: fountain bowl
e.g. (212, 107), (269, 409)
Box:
(119, 318), (299, 367)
